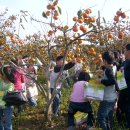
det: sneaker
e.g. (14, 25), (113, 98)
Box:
(67, 126), (75, 130)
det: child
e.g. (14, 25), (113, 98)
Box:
(67, 71), (94, 130)
(97, 51), (118, 130)
(50, 55), (76, 116)
(25, 65), (38, 107)
(0, 65), (14, 130)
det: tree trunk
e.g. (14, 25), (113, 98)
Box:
(45, 67), (52, 122)
(46, 79), (52, 122)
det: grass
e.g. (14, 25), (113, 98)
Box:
(12, 86), (127, 130)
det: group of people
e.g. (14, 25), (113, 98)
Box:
(0, 55), (39, 130)
(1, 43), (130, 130)
(50, 44), (130, 130)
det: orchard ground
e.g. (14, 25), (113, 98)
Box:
(12, 81), (126, 130)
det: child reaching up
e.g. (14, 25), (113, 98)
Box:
(50, 55), (76, 116)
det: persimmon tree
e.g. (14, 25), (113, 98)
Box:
(24, 1), (129, 121)
(0, 0), (130, 123)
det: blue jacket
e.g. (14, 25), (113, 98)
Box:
(123, 59), (130, 101)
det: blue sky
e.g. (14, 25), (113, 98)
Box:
(0, 0), (130, 38)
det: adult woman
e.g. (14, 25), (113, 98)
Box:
(0, 66), (14, 130)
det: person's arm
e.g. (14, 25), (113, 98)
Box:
(63, 62), (75, 70)
(124, 60), (130, 82)
(54, 62), (75, 73)
(101, 68), (116, 86)
(101, 65), (106, 71)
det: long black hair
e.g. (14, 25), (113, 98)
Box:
(0, 65), (16, 83)
(78, 71), (90, 82)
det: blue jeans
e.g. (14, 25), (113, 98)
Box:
(28, 97), (37, 107)
(98, 100), (116, 130)
(68, 101), (94, 127)
(50, 88), (61, 116)
(0, 106), (13, 130)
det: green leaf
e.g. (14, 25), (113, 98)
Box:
(57, 6), (62, 14)
(20, 10), (23, 13)
(42, 11), (47, 18)
(89, 23), (93, 28)
(103, 17), (106, 23)
(96, 18), (101, 30)
(63, 25), (69, 31)
(20, 24), (25, 30)
(22, 15), (28, 22)
(20, 18), (22, 23)
(77, 10), (82, 18)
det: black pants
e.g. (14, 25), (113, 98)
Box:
(116, 92), (130, 128)
(67, 101), (94, 127)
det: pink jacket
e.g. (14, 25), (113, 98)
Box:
(70, 81), (88, 103)
(14, 69), (25, 91)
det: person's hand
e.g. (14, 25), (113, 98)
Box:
(120, 67), (124, 72)
(96, 79), (101, 84)
(96, 70), (103, 74)
(72, 58), (77, 63)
